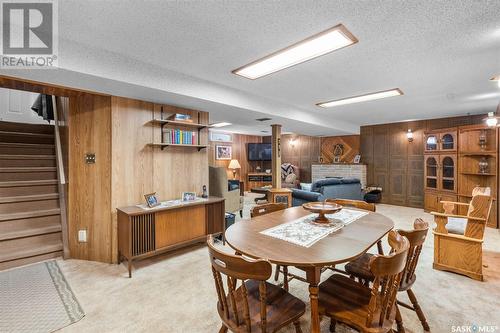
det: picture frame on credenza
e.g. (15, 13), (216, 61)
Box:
(144, 192), (160, 208)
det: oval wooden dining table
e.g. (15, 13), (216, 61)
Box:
(224, 205), (394, 333)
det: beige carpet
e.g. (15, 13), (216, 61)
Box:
(0, 260), (84, 333)
(57, 195), (500, 333)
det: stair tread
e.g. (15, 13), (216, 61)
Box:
(0, 167), (56, 172)
(0, 180), (58, 187)
(0, 208), (61, 222)
(0, 224), (61, 241)
(0, 142), (54, 148)
(0, 237), (62, 262)
(0, 193), (59, 203)
(0, 130), (54, 138)
(0, 154), (55, 160)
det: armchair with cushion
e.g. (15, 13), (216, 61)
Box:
(430, 187), (493, 281)
(209, 166), (243, 217)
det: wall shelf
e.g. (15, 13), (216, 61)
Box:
(460, 152), (496, 156)
(148, 143), (208, 151)
(459, 172), (496, 176)
(458, 124), (498, 228)
(148, 108), (210, 149)
(150, 119), (210, 129)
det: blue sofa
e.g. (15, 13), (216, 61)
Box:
(291, 178), (363, 206)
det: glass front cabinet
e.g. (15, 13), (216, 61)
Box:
(424, 129), (457, 153)
(424, 154), (456, 192)
(424, 154), (458, 209)
(424, 155), (438, 190)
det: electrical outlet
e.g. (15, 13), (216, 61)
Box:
(78, 229), (87, 242)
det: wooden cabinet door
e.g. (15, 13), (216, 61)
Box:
(389, 124), (407, 206)
(155, 205), (206, 249)
(424, 155), (438, 191)
(424, 134), (439, 152)
(439, 131), (457, 152)
(424, 191), (439, 212)
(440, 155), (457, 192)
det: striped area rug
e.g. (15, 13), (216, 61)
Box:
(0, 260), (84, 332)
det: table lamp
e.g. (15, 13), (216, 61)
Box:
(228, 159), (241, 180)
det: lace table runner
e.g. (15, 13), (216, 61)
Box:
(260, 209), (369, 248)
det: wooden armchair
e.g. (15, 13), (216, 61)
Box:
(207, 236), (305, 333)
(431, 191), (492, 281)
(318, 231), (410, 333)
(250, 203), (287, 218)
(326, 198), (376, 213)
(344, 219), (430, 333)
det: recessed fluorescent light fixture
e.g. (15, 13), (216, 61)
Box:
(232, 24), (358, 79)
(317, 88), (404, 108)
(211, 122), (232, 128)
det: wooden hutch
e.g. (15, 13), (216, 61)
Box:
(424, 124), (498, 228)
(424, 128), (458, 212)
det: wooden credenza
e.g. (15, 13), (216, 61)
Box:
(247, 172), (272, 189)
(117, 197), (225, 277)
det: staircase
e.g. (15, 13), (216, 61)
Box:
(0, 121), (63, 270)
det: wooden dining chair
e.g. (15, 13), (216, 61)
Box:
(249, 203), (295, 290)
(207, 235), (305, 333)
(318, 230), (410, 333)
(325, 199), (382, 254)
(250, 203), (287, 218)
(430, 191), (492, 281)
(326, 198), (376, 212)
(344, 219), (430, 333)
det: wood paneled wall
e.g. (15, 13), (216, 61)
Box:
(320, 135), (360, 163)
(361, 115), (485, 208)
(68, 94), (112, 262)
(109, 98), (209, 262)
(0, 76), (210, 264)
(68, 95), (210, 264)
(280, 134), (321, 183)
(208, 133), (264, 191)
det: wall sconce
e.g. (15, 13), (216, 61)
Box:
(406, 129), (414, 142)
(289, 138), (296, 147)
(484, 112), (499, 127)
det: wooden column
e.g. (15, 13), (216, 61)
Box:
(271, 124), (282, 188)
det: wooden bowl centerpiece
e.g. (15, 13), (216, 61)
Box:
(302, 201), (343, 223)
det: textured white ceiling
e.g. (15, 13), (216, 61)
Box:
(2, 0), (500, 135)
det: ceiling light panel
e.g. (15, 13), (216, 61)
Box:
(317, 88), (404, 108)
(211, 122), (232, 128)
(232, 24), (358, 79)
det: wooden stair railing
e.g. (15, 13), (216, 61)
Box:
(52, 96), (69, 259)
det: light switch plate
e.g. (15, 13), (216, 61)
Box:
(85, 153), (96, 164)
(78, 229), (87, 242)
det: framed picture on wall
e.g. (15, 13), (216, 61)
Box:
(353, 154), (361, 164)
(215, 145), (232, 160)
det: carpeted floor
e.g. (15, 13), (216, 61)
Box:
(56, 194), (500, 333)
(0, 260), (84, 332)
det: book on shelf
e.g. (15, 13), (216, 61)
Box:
(163, 129), (198, 145)
(166, 113), (193, 123)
